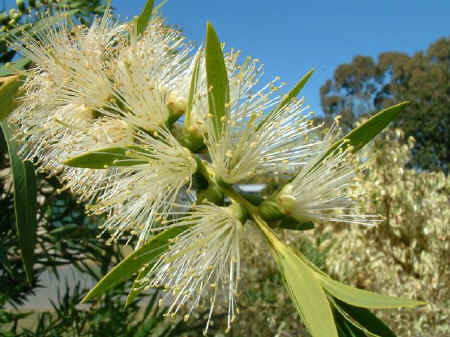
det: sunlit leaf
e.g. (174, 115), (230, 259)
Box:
(125, 264), (153, 307)
(185, 49), (202, 128)
(311, 102), (409, 171)
(0, 75), (23, 121)
(136, 0), (155, 37)
(82, 226), (186, 302)
(0, 59), (31, 76)
(256, 218), (338, 337)
(317, 272), (425, 309)
(205, 21), (229, 138)
(1, 121), (37, 284)
(332, 298), (397, 337)
(63, 146), (148, 169)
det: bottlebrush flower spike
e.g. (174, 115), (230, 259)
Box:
(91, 128), (197, 247)
(140, 203), (245, 335)
(204, 86), (322, 184)
(8, 9), (126, 173)
(276, 122), (381, 226)
(106, 18), (193, 131)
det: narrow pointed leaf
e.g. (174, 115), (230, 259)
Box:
(332, 298), (397, 337)
(256, 218), (338, 337)
(335, 310), (366, 337)
(0, 241), (14, 277)
(185, 49), (202, 128)
(278, 217), (314, 231)
(0, 75), (23, 121)
(0, 59), (31, 76)
(256, 68), (314, 131)
(153, 0), (169, 15)
(205, 21), (229, 138)
(63, 146), (148, 169)
(1, 121), (37, 284)
(125, 264), (153, 307)
(317, 273), (425, 309)
(311, 102), (409, 171)
(82, 226), (186, 302)
(136, 0), (155, 36)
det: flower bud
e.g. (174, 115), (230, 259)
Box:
(276, 184), (298, 215)
(227, 202), (248, 224)
(167, 91), (187, 117)
(258, 200), (283, 221)
(197, 183), (224, 205)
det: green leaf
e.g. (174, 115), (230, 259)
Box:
(0, 241), (14, 277)
(1, 121), (37, 285)
(278, 216), (314, 231)
(0, 59), (31, 76)
(0, 75), (23, 121)
(312, 102), (409, 171)
(136, 0), (155, 37)
(63, 146), (148, 169)
(256, 68), (314, 131)
(185, 49), (202, 128)
(256, 218), (338, 337)
(334, 309), (366, 337)
(332, 298), (397, 337)
(125, 264), (153, 307)
(205, 21), (229, 138)
(317, 272), (425, 309)
(82, 226), (186, 303)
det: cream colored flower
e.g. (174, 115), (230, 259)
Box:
(142, 203), (244, 335)
(203, 78), (321, 184)
(91, 128), (197, 247)
(104, 18), (193, 131)
(277, 123), (380, 226)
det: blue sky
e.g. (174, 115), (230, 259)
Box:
(4, 0), (449, 114)
(113, 0), (449, 115)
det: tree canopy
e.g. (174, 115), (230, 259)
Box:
(320, 37), (449, 173)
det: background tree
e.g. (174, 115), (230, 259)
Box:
(320, 37), (449, 173)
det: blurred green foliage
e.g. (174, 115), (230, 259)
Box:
(0, 0), (109, 63)
(320, 37), (449, 173)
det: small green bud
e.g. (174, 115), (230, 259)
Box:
(167, 91), (187, 118)
(170, 123), (205, 153)
(198, 183), (224, 205)
(258, 200), (283, 221)
(228, 202), (248, 224)
(276, 184), (297, 215)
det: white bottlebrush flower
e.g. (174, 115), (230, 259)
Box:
(142, 203), (244, 335)
(105, 18), (193, 131)
(203, 73), (321, 184)
(8, 9), (126, 172)
(91, 128), (197, 247)
(276, 122), (381, 226)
